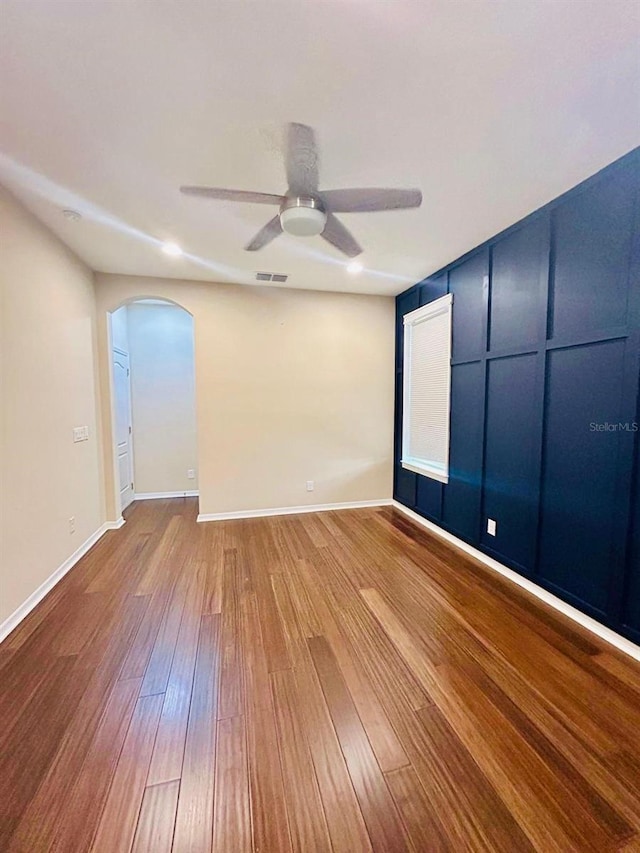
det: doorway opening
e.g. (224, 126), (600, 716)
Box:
(109, 298), (197, 513)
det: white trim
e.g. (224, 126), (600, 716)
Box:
(112, 343), (135, 513)
(392, 501), (640, 663)
(0, 520), (121, 644)
(402, 292), (453, 325)
(197, 499), (392, 523)
(400, 459), (449, 483)
(134, 490), (199, 500)
(106, 311), (124, 519)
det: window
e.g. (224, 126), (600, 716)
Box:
(402, 294), (453, 484)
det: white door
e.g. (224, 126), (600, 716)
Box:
(113, 348), (134, 510)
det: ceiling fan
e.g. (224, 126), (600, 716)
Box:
(180, 123), (422, 258)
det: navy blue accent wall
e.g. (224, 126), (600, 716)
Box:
(482, 353), (540, 570)
(624, 444), (640, 632)
(442, 361), (485, 540)
(394, 289), (419, 507)
(394, 148), (640, 644)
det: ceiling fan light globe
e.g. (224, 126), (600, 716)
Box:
(279, 201), (327, 237)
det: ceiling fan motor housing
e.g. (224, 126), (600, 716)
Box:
(279, 196), (327, 236)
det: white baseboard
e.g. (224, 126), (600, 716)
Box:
(0, 519), (122, 644)
(134, 490), (199, 500)
(197, 498), (392, 523)
(392, 501), (640, 663)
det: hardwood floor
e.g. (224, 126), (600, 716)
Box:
(1, 497), (640, 851)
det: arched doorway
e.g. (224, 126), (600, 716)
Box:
(108, 297), (197, 513)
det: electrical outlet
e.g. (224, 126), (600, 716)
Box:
(187, 469), (195, 479)
(306, 480), (314, 492)
(487, 518), (497, 536)
(69, 516), (75, 534)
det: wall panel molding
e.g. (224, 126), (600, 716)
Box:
(394, 147), (640, 643)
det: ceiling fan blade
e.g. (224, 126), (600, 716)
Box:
(245, 215), (283, 251)
(321, 187), (422, 213)
(180, 186), (285, 205)
(285, 123), (319, 195)
(321, 213), (362, 258)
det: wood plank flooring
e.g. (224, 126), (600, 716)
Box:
(1, 497), (640, 851)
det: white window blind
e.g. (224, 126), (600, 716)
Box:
(402, 294), (452, 484)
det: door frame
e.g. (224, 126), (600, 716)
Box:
(112, 346), (135, 511)
(104, 297), (199, 524)
(106, 309), (133, 521)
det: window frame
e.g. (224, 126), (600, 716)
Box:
(401, 293), (453, 484)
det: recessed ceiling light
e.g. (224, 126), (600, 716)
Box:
(62, 209), (81, 221)
(347, 260), (363, 274)
(162, 241), (182, 257)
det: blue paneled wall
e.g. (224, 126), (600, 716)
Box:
(394, 148), (640, 643)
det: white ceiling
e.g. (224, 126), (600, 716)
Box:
(1, 0), (638, 296)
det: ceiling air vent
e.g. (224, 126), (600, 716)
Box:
(255, 272), (288, 283)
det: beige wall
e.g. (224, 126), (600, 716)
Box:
(127, 302), (197, 495)
(0, 194), (394, 629)
(95, 275), (395, 519)
(0, 187), (103, 628)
